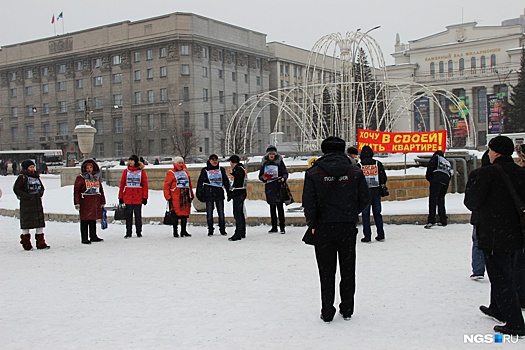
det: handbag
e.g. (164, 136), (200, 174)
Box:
(163, 201), (175, 225)
(114, 204), (126, 220)
(380, 184), (389, 197)
(101, 207), (108, 230)
(494, 164), (525, 239)
(279, 182), (295, 205)
(302, 227), (315, 245)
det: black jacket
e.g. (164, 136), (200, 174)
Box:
(196, 161), (230, 202)
(358, 146), (388, 197)
(13, 169), (46, 229)
(258, 153), (289, 205)
(303, 152), (371, 229)
(426, 151), (451, 185)
(228, 163), (247, 199)
(464, 155), (525, 252)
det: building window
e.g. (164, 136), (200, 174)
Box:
(430, 62), (435, 76)
(459, 58), (465, 75)
(233, 93), (237, 105)
(256, 58), (261, 69)
(481, 56), (486, 72)
(26, 70), (33, 79)
(219, 114), (224, 131)
(477, 88), (488, 123)
(448, 60), (453, 76)
(148, 114), (155, 131)
(75, 79), (83, 89)
(218, 50), (223, 61)
(41, 67), (48, 76)
(256, 76), (261, 85)
(219, 91), (224, 104)
(181, 65), (190, 76)
(10, 72), (17, 81)
(244, 74), (248, 83)
(490, 54), (496, 71)
(113, 94), (123, 107)
(114, 118), (123, 134)
(43, 84), (50, 94)
(112, 55), (121, 65)
(438, 61), (444, 74)
(204, 138), (210, 155)
(58, 81), (66, 91)
(203, 88), (208, 102)
(134, 70), (141, 81)
(180, 45), (189, 55)
(160, 113), (167, 130)
(58, 122), (68, 135)
(76, 99), (85, 111)
(25, 86), (33, 95)
(58, 64), (66, 73)
(95, 119), (104, 135)
(232, 72), (236, 81)
(135, 115), (142, 128)
(58, 101), (67, 113)
(94, 97), (103, 109)
(134, 52), (140, 62)
(202, 47), (208, 58)
(202, 67), (208, 77)
(183, 87), (190, 101)
(218, 69), (223, 79)
(11, 127), (19, 142)
(147, 90), (154, 103)
(11, 107), (18, 117)
(160, 66), (167, 77)
(147, 68), (153, 79)
(471, 57), (476, 73)
(26, 105), (34, 116)
(134, 92), (142, 105)
(114, 142), (123, 157)
(42, 124), (50, 136)
(146, 49), (153, 60)
(184, 112), (190, 128)
(113, 73), (122, 83)
(160, 88), (167, 102)
(95, 143), (104, 158)
(42, 103), (49, 115)
(204, 113), (209, 129)
(159, 47), (167, 58)
(93, 58), (102, 68)
(25, 125), (34, 141)
(94, 76), (103, 86)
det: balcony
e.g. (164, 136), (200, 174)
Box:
(54, 135), (68, 142)
(39, 136), (51, 143)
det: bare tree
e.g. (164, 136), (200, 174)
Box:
(167, 114), (200, 160)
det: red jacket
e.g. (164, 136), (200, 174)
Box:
(74, 159), (106, 220)
(163, 163), (194, 217)
(118, 162), (148, 205)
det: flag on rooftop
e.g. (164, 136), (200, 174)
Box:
(57, 12), (63, 20)
(51, 14), (55, 24)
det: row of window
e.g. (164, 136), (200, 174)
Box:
(429, 54), (497, 75)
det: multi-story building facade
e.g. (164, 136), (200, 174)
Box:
(388, 11), (524, 147)
(0, 13), (272, 158)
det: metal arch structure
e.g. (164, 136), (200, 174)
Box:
(225, 30), (476, 154)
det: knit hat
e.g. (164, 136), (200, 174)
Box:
(228, 155), (240, 163)
(209, 154), (219, 160)
(128, 154), (139, 164)
(21, 159), (35, 169)
(321, 136), (346, 154)
(266, 145), (277, 154)
(347, 146), (358, 155)
(488, 136), (514, 156)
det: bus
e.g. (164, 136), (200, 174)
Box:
(486, 132), (525, 147)
(0, 149), (63, 174)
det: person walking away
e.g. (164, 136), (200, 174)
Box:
(12, 160), (18, 175)
(464, 136), (525, 336)
(118, 155), (149, 238)
(227, 155), (247, 241)
(259, 145), (289, 233)
(514, 144), (525, 309)
(425, 150), (451, 228)
(74, 159), (106, 244)
(358, 145), (387, 242)
(12, 160), (50, 250)
(302, 136), (371, 322)
(347, 146), (359, 165)
(164, 157), (194, 237)
(197, 154), (230, 236)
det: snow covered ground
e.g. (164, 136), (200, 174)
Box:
(1, 171), (522, 349)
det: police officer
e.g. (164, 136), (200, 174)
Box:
(302, 136), (371, 322)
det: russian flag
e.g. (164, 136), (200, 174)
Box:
(51, 14), (55, 24)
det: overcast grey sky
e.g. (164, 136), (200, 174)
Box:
(1, 0), (523, 65)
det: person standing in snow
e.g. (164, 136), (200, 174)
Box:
(302, 136), (370, 322)
(227, 155), (247, 241)
(164, 157), (194, 237)
(118, 154), (149, 238)
(464, 136), (525, 336)
(258, 145), (289, 234)
(12, 160), (50, 250)
(358, 145), (388, 242)
(74, 159), (106, 244)
(346, 146), (359, 165)
(424, 150), (451, 228)
(196, 154), (230, 236)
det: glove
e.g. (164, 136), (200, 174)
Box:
(119, 198), (124, 204)
(75, 204), (80, 211)
(227, 192), (232, 202)
(142, 198), (148, 205)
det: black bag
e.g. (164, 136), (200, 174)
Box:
(279, 182), (295, 205)
(163, 201), (175, 225)
(302, 227), (315, 245)
(114, 204), (126, 220)
(380, 184), (389, 197)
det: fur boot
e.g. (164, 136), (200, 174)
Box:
(20, 234), (33, 251)
(35, 233), (50, 250)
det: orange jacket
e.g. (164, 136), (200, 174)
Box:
(118, 162), (149, 205)
(163, 163), (194, 217)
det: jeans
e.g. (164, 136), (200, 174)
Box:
(314, 223), (358, 319)
(232, 194), (246, 236)
(471, 226), (485, 276)
(427, 182), (448, 224)
(484, 250), (525, 330)
(270, 203), (285, 230)
(125, 204), (143, 236)
(361, 194), (385, 240)
(206, 199), (226, 233)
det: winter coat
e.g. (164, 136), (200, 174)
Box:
(196, 161), (230, 202)
(426, 151), (451, 185)
(164, 163), (194, 217)
(303, 152), (371, 229)
(13, 169), (45, 229)
(74, 159), (106, 221)
(258, 153), (289, 205)
(469, 151), (491, 226)
(358, 146), (388, 197)
(464, 155), (525, 252)
(118, 162), (149, 205)
(228, 164), (247, 199)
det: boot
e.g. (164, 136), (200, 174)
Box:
(228, 234), (242, 241)
(35, 233), (50, 250)
(180, 218), (191, 237)
(172, 225), (179, 238)
(280, 224), (286, 234)
(20, 234), (33, 251)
